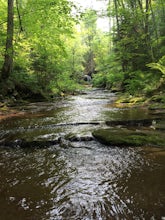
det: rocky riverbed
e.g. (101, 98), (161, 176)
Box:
(0, 89), (165, 220)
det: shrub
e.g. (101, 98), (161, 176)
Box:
(92, 73), (107, 88)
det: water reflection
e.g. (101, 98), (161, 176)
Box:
(103, 106), (150, 121)
(0, 147), (75, 220)
(0, 89), (165, 219)
(1, 142), (164, 220)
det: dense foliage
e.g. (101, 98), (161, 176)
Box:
(92, 0), (165, 99)
(0, 0), (84, 99)
(0, 0), (165, 101)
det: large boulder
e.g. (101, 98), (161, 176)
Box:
(92, 128), (165, 147)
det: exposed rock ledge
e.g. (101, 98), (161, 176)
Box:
(0, 135), (94, 148)
(105, 118), (160, 127)
(92, 128), (165, 147)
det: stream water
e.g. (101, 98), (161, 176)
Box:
(0, 89), (165, 220)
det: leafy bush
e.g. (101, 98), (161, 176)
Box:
(92, 70), (124, 90)
(49, 72), (81, 95)
(124, 71), (154, 95)
(147, 56), (165, 76)
(147, 56), (165, 90)
(106, 71), (124, 89)
(92, 73), (107, 88)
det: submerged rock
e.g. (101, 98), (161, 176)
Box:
(92, 128), (165, 147)
(65, 133), (94, 142)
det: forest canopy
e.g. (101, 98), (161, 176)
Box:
(0, 0), (165, 101)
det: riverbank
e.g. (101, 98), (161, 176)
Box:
(114, 91), (165, 108)
(0, 87), (88, 121)
(92, 90), (165, 148)
(1, 88), (165, 121)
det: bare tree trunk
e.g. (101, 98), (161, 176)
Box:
(145, 0), (149, 35)
(145, 0), (154, 61)
(114, 0), (120, 40)
(1, 0), (14, 80)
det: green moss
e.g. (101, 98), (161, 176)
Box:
(115, 93), (147, 108)
(92, 128), (165, 147)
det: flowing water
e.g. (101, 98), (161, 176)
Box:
(0, 89), (165, 220)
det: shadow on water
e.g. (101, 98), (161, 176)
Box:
(0, 89), (165, 219)
(0, 147), (74, 220)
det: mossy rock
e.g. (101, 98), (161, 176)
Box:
(106, 118), (159, 127)
(115, 93), (146, 105)
(92, 128), (165, 147)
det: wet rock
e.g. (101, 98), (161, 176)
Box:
(92, 128), (165, 147)
(62, 122), (100, 126)
(0, 135), (95, 149)
(58, 137), (73, 148)
(149, 105), (165, 117)
(106, 118), (160, 127)
(65, 133), (94, 142)
(0, 139), (59, 148)
(155, 121), (165, 131)
(148, 103), (165, 111)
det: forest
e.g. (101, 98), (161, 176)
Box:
(0, 0), (164, 103)
(0, 1), (165, 219)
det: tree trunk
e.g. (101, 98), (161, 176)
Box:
(16, 0), (23, 32)
(1, 0), (14, 80)
(114, 0), (120, 40)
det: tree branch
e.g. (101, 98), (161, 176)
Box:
(16, 0), (23, 32)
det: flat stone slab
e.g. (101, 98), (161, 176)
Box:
(92, 128), (165, 147)
(106, 118), (160, 127)
(0, 135), (95, 148)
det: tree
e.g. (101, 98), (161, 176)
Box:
(81, 9), (98, 76)
(111, 0), (154, 71)
(92, 0), (165, 94)
(1, 0), (14, 80)
(0, 0), (80, 96)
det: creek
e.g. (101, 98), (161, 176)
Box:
(0, 89), (165, 220)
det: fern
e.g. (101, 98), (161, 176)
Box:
(147, 56), (165, 75)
